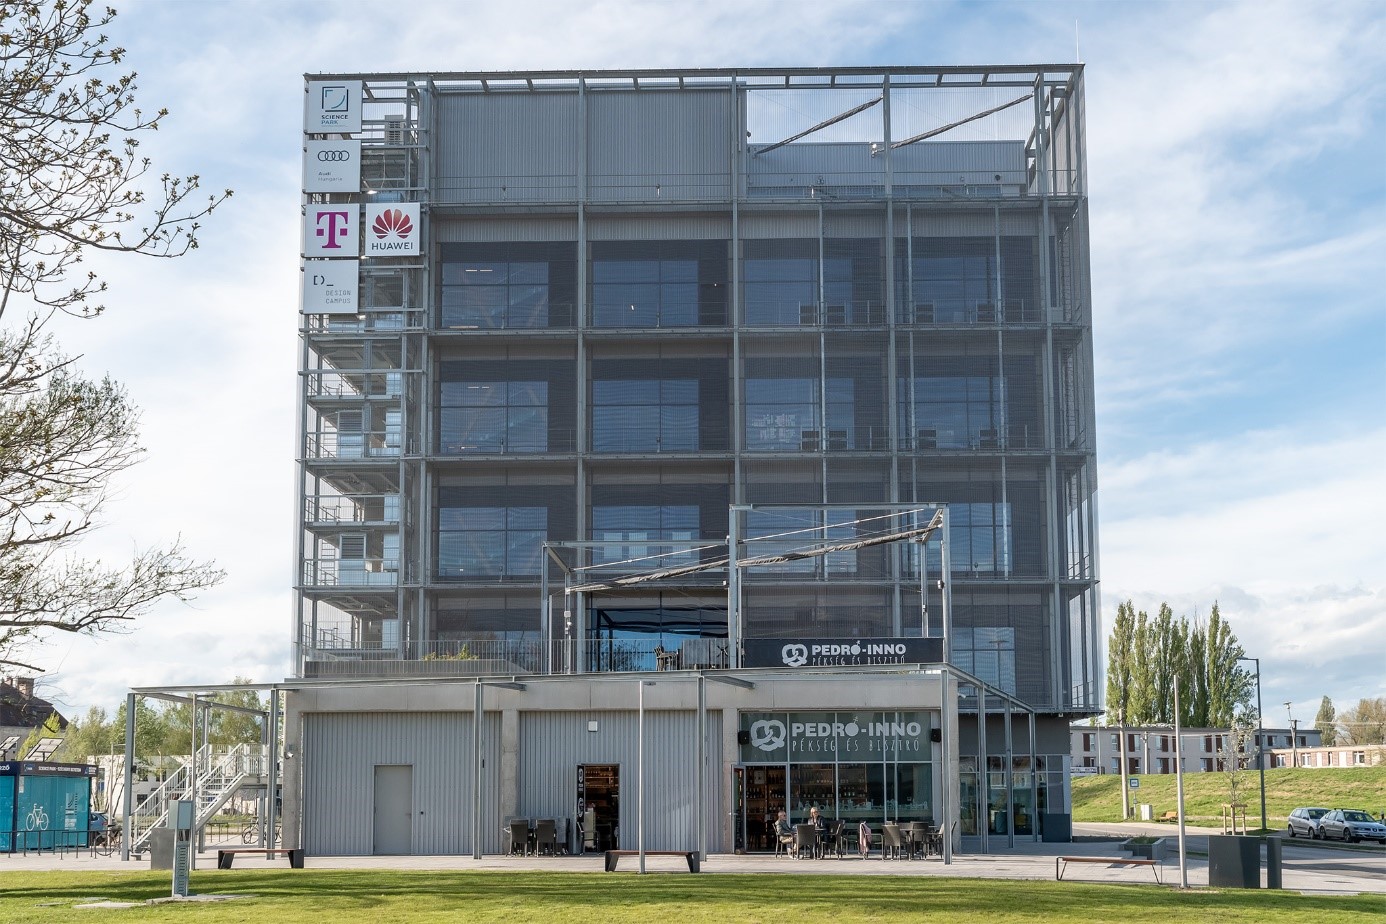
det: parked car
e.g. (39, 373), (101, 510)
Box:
(1318, 809), (1386, 844)
(1287, 806), (1330, 839)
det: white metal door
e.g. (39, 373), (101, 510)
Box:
(372, 764), (413, 855)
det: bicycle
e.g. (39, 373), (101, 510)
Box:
(91, 824), (122, 857)
(240, 820), (282, 844)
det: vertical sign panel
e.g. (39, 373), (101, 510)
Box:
(306, 80), (362, 133)
(364, 203), (420, 257)
(304, 140), (361, 192)
(302, 260), (359, 314)
(304, 205), (359, 257)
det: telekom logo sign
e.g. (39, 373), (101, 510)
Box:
(315, 210), (351, 249)
(304, 206), (358, 258)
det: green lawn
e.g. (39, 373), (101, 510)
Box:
(0, 871), (1380, 924)
(1072, 766), (1386, 826)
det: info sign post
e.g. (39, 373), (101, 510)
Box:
(170, 800), (194, 898)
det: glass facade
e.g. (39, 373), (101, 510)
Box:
(739, 711), (934, 838)
(297, 66), (1100, 722)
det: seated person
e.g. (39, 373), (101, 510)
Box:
(773, 810), (796, 854)
(808, 806), (827, 856)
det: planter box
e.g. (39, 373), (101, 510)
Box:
(1121, 837), (1168, 861)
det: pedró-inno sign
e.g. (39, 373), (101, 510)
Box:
(740, 711), (930, 760)
(743, 637), (943, 669)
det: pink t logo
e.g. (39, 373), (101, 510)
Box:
(314, 210), (351, 249)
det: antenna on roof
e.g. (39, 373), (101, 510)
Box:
(1075, 19), (1082, 64)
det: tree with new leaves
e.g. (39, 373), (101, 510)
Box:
(1314, 696), (1337, 748)
(1104, 600), (1135, 725)
(0, 0), (230, 670)
(1104, 600), (1252, 726)
(1338, 697), (1386, 746)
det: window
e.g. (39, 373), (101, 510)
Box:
(440, 381), (548, 453)
(590, 241), (727, 328)
(592, 259), (698, 327)
(745, 377), (854, 450)
(950, 627), (1015, 694)
(1082, 733), (1095, 751)
(440, 242), (576, 329)
(442, 261), (550, 329)
(591, 506), (700, 566)
(908, 251), (993, 323)
(743, 239), (882, 327)
(437, 506), (546, 580)
(592, 379), (698, 451)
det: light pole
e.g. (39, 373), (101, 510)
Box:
(1237, 656), (1266, 833)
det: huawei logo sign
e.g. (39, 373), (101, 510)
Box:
(371, 208), (414, 239)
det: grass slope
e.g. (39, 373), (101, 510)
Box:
(1072, 766), (1386, 826)
(0, 870), (1380, 924)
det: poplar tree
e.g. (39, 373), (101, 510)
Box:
(1314, 696), (1337, 747)
(1104, 600), (1135, 725)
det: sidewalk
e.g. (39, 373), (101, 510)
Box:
(2, 835), (1379, 895)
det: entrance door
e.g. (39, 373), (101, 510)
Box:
(740, 765), (787, 851)
(372, 765), (413, 855)
(576, 764), (619, 851)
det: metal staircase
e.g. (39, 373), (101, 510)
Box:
(128, 744), (265, 853)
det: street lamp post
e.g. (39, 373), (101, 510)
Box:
(1238, 656), (1266, 833)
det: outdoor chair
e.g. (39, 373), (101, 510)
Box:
(882, 823), (905, 859)
(829, 819), (847, 858)
(906, 821), (930, 859)
(771, 820), (791, 857)
(508, 819), (530, 856)
(793, 823), (817, 859)
(534, 818), (558, 855)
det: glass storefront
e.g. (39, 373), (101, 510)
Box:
(738, 710), (935, 848)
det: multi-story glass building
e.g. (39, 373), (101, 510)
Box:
(290, 65), (1099, 857)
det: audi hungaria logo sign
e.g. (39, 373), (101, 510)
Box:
(303, 139), (360, 193)
(365, 203), (420, 256)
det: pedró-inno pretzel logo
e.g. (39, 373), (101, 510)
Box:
(749, 719), (786, 751)
(781, 643), (809, 667)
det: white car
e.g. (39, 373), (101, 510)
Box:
(1286, 806), (1330, 839)
(1318, 809), (1386, 844)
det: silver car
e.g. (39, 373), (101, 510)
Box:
(1318, 809), (1386, 844)
(1287, 806), (1330, 839)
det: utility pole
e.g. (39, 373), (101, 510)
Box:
(1286, 702), (1298, 768)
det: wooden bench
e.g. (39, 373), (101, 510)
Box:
(1158, 811), (1179, 822)
(216, 848), (305, 869)
(603, 850), (700, 873)
(1056, 855), (1161, 884)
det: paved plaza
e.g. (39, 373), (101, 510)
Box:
(3, 824), (1383, 895)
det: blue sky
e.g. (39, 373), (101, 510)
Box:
(28, 0), (1385, 728)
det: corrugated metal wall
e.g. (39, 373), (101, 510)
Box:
(587, 91), (732, 201)
(434, 93), (579, 203)
(518, 710), (723, 851)
(303, 712), (501, 856)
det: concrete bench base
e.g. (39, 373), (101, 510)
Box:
(216, 848), (305, 869)
(603, 850), (699, 872)
(1056, 855), (1161, 884)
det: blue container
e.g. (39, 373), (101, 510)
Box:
(0, 761), (96, 851)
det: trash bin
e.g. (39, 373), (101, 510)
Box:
(1139, 804), (1153, 821)
(148, 827), (174, 870)
(1040, 812), (1072, 842)
(1265, 837), (1282, 889)
(1208, 834), (1260, 888)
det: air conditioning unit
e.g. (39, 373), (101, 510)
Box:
(383, 114), (406, 145)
